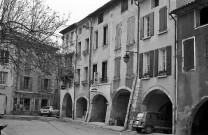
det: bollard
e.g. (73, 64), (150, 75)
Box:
(0, 125), (7, 135)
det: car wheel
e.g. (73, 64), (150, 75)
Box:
(136, 128), (142, 133)
(144, 126), (152, 134)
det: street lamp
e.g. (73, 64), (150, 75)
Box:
(123, 51), (138, 63)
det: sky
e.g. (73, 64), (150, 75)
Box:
(45, 0), (111, 25)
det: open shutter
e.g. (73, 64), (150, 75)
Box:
(166, 46), (172, 75)
(154, 49), (159, 77)
(159, 6), (167, 32)
(118, 57), (121, 78)
(41, 78), (44, 91)
(149, 50), (154, 77)
(20, 76), (24, 90)
(29, 77), (33, 91)
(183, 41), (188, 71)
(188, 39), (194, 70)
(38, 76), (41, 91)
(150, 12), (154, 36)
(48, 79), (52, 91)
(139, 53), (143, 79)
(140, 17), (144, 40)
(114, 58), (118, 78)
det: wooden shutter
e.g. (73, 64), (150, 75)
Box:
(130, 53), (134, 75)
(5, 50), (9, 63)
(166, 46), (172, 75)
(188, 39), (195, 70)
(159, 6), (167, 32)
(140, 17), (144, 40)
(38, 76), (41, 91)
(150, 12), (154, 36)
(183, 38), (194, 71)
(116, 23), (122, 49)
(48, 79), (52, 91)
(41, 78), (44, 91)
(149, 50), (154, 77)
(29, 77), (33, 91)
(20, 76), (24, 90)
(0, 50), (4, 63)
(154, 49), (159, 77)
(131, 16), (135, 44)
(139, 53), (143, 79)
(114, 58), (118, 78)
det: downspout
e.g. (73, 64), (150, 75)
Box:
(85, 18), (93, 122)
(73, 26), (78, 120)
(123, 3), (140, 130)
(169, 13), (177, 135)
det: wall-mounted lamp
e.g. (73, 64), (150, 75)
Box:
(123, 51), (138, 63)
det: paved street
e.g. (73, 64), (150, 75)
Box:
(0, 116), (171, 135)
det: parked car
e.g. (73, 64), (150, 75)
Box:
(39, 106), (59, 117)
(132, 111), (172, 134)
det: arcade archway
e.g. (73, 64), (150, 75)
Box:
(76, 97), (87, 119)
(62, 93), (72, 118)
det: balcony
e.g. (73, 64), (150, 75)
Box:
(74, 81), (80, 86)
(143, 71), (150, 79)
(81, 80), (88, 86)
(82, 50), (89, 56)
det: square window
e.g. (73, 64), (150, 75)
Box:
(98, 13), (104, 24)
(196, 7), (208, 27)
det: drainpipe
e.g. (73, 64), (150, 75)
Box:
(123, 2), (140, 130)
(85, 18), (93, 122)
(73, 26), (78, 120)
(169, 13), (177, 134)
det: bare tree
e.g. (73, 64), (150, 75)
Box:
(0, 0), (70, 76)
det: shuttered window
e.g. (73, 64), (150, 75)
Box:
(102, 61), (108, 81)
(0, 50), (9, 64)
(141, 12), (154, 39)
(121, 0), (128, 12)
(20, 76), (32, 91)
(127, 16), (135, 45)
(0, 72), (7, 84)
(126, 53), (134, 77)
(103, 25), (108, 45)
(149, 50), (154, 77)
(114, 57), (121, 79)
(154, 49), (158, 77)
(115, 23), (122, 50)
(98, 13), (103, 24)
(95, 31), (98, 49)
(159, 6), (167, 32)
(183, 37), (195, 71)
(166, 46), (172, 75)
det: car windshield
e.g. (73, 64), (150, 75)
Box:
(137, 113), (144, 118)
(41, 106), (50, 109)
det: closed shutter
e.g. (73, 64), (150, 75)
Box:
(131, 16), (135, 44)
(130, 53), (134, 75)
(127, 16), (135, 45)
(183, 38), (194, 71)
(166, 46), (172, 75)
(29, 77), (33, 91)
(5, 50), (9, 63)
(0, 50), (4, 63)
(149, 50), (154, 77)
(116, 23), (122, 49)
(159, 6), (167, 32)
(206, 39), (208, 67)
(139, 53), (143, 79)
(48, 79), (52, 91)
(150, 12), (154, 36)
(20, 76), (24, 90)
(154, 49), (159, 77)
(114, 58), (118, 78)
(140, 17), (144, 40)
(41, 78), (44, 91)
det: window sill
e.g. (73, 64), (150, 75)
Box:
(158, 30), (168, 35)
(103, 44), (108, 48)
(157, 75), (167, 78)
(114, 47), (121, 52)
(141, 77), (150, 80)
(195, 23), (208, 30)
(142, 36), (151, 41)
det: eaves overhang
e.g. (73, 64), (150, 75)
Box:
(59, 23), (77, 34)
(170, 0), (208, 16)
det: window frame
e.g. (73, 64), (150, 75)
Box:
(103, 25), (108, 46)
(195, 7), (208, 29)
(182, 36), (196, 72)
(121, 0), (128, 13)
(0, 72), (7, 85)
(98, 13), (104, 24)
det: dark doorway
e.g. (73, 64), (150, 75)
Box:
(76, 97), (87, 119)
(41, 99), (48, 107)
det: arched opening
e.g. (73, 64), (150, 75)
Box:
(143, 90), (172, 132)
(62, 93), (72, 118)
(90, 94), (107, 122)
(111, 89), (130, 126)
(192, 100), (208, 135)
(76, 97), (87, 119)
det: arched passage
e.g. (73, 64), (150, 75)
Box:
(90, 94), (108, 122)
(62, 93), (72, 118)
(143, 90), (172, 131)
(191, 99), (208, 135)
(111, 89), (131, 126)
(76, 97), (87, 119)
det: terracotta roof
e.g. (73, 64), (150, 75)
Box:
(170, 0), (208, 15)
